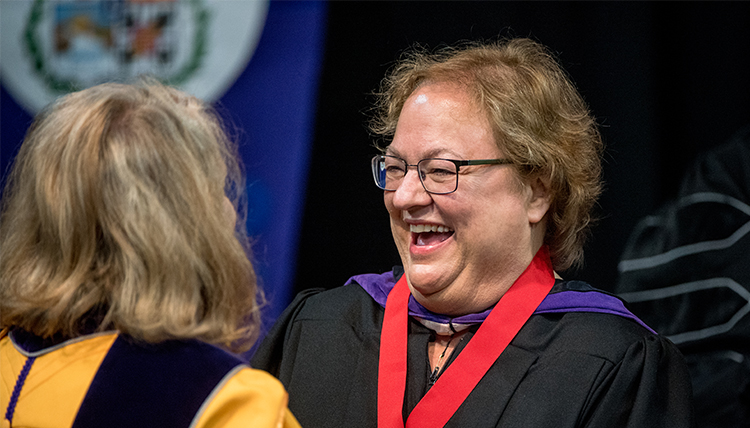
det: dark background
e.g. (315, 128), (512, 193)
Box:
(293, 1), (750, 294)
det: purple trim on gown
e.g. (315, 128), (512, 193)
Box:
(347, 271), (656, 334)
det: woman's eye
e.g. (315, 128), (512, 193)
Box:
(428, 168), (454, 177)
(384, 165), (405, 174)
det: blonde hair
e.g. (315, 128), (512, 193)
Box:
(0, 80), (260, 352)
(370, 38), (603, 271)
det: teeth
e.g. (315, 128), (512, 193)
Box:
(410, 224), (454, 233)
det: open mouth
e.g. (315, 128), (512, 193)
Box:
(410, 224), (454, 246)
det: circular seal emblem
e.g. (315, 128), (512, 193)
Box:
(0, 0), (269, 113)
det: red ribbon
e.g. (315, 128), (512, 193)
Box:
(377, 246), (555, 428)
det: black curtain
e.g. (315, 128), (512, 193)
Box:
(293, 1), (750, 294)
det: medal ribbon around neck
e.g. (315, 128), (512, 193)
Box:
(377, 246), (555, 428)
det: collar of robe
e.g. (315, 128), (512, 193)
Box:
(377, 246), (555, 428)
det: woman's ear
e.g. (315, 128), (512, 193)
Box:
(526, 176), (552, 225)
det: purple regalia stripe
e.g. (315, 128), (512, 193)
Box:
(536, 291), (656, 334)
(4, 356), (36, 424)
(347, 272), (656, 334)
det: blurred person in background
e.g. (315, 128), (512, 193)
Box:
(616, 125), (750, 428)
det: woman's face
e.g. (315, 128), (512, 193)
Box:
(384, 82), (550, 316)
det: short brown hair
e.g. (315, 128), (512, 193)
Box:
(370, 38), (603, 271)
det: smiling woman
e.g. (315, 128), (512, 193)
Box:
(252, 38), (694, 428)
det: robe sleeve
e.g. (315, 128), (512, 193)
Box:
(584, 335), (695, 428)
(251, 288), (324, 377)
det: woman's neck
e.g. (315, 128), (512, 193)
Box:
(427, 329), (469, 379)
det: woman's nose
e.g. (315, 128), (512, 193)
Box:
(390, 169), (432, 210)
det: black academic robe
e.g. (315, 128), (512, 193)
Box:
(252, 277), (694, 428)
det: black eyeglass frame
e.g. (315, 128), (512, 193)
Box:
(371, 154), (514, 195)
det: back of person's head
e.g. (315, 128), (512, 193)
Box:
(370, 38), (603, 272)
(0, 79), (259, 352)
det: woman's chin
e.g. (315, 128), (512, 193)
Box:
(405, 266), (445, 294)
(405, 271), (454, 310)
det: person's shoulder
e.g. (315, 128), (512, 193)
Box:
(288, 276), (386, 322)
(550, 280), (656, 336)
(526, 279), (675, 361)
(225, 365), (287, 396)
(192, 366), (301, 428)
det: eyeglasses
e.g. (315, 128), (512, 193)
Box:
(371, 154), (513, 195)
